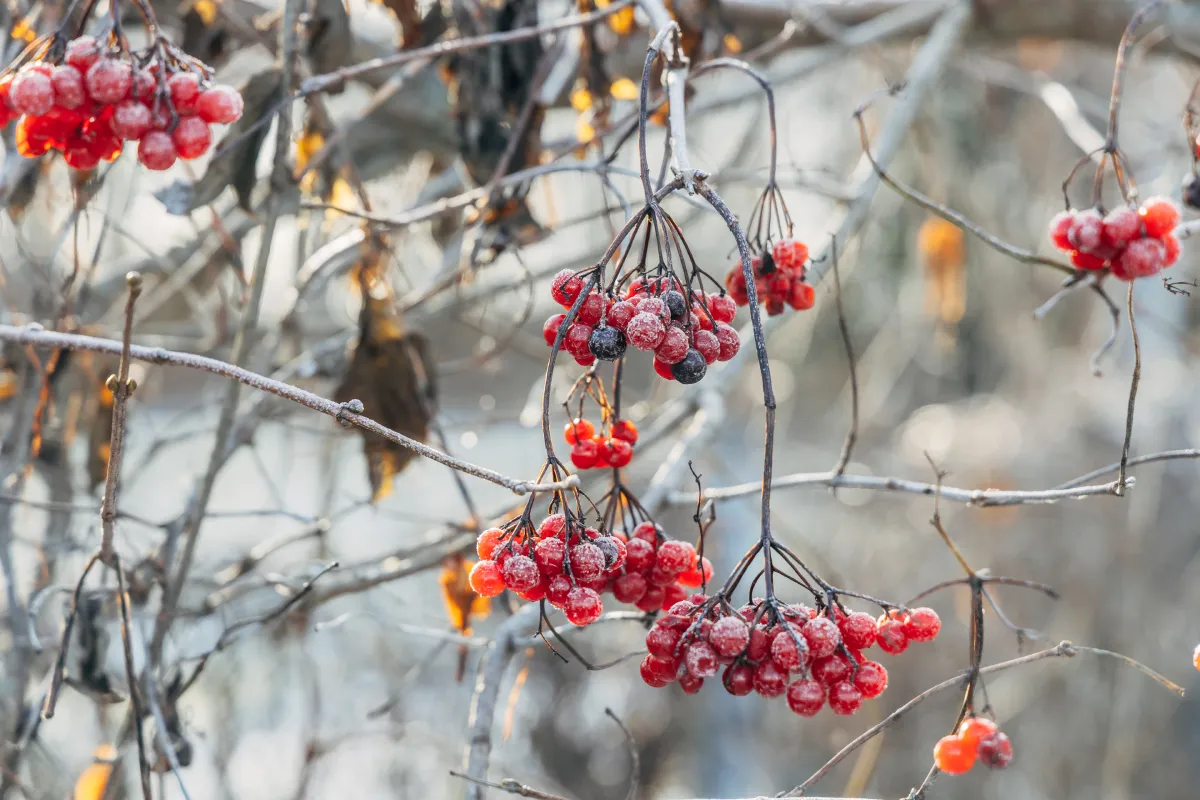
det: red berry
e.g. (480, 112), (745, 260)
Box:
(635, 296), (666, 319)
(652, 357), (675, 381)
(501, 555), (539, 593)
(839, 612), (877, 650)
(518, 578), (548, 602)
(605, 437), (633, 468)
(723, 663), (754, 696)
(469, 560), (505, 597)
(811, 653), (851, 685)
(772, 238), (809, 272)
(196, 84), (244, 124)
(563, 418), (594, 445)
(1071, 249), (1107, 270)
(551, 269), (584, 306)
(578, 292), (604, 326)
(110, 100), (152, 140)
(624, 538), (655, 572)
(1102, 206), (1142, 248)
(660, 582), (687, 610)
(569, 542), (605, 582)
(546, 574), (571, 607)
(854, 661), (888, 698)
(677, 556), (712, 589)
(131, 68), (156, 101)
(564, 322), (593, 359)
(1048, 210), (1075, 250)
(904, 607), (941, 642)
(714, 323), (740, 361)
(607, 300), (636, 330)
(708, 616), (750, 657)
(626, 312), (666, 351)
(165, 72), (201, 114)
(570, 438), (599, 469)
(493, 540), (528, 567)
(634, 585), (664, 612)
(645, 624), (681, 657)
(50, 65), (86, 109)
(64, 142), (100, 171)
(1114, 237), (1167, 279)
(802, 617), (841, 659)
(957, 716), (999, 749)
(655, 540), (695, 574)
(1163, 233), (1181, 266)
(692, 329), (720, 365)
(537, 514), (565, 540)
(66, 36), (102, 71)
(654, 326), (689, 364)
(708, 293), (737, 323)
(533, 537), (565, 575)
(639, 655), (675, 687)
(137, 130), (177, 170)
(14, 116), (54, 157)
(786, 678), (825, 716)
(542, 313), (567, 346)
(1069, 208), (1103, 252)
(828, 681), (863, 715)
(752, 659), (787, 697)
(876, 616), (908, 655)
(685, 641), (719, 678)
(678, 673), (703, 694)
(612, 572), (647, 604)
(632, 521), (659, 543)
(978, 732), (1013, 769)
(787, 281), (816, 311)
(172, 116), (211, 159)
(564, 587), (603, 625)
(934, 735), (976, 776)
(771, 625), (809, 671)
(86, 59), (132, 104)
(476, 527), (505, 560)
(1140, 196), (1180, 238)
(610, 419), (638, 444)
(10, 69), (54, 116)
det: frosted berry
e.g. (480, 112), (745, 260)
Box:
(663, 290), (687, 320)
(1163, 233), (1181, 266)
(1113, 237), (1166, 279)
(714, 323), (740, 361)
(476, 527), (505, 560)
(607, 300), (636, 330)
(593, 535), (626, 570)
(934, 735), (976, 775)
(634, 585), (665, 612)
(1068, 208), (1103, 251)
(645, 624), (681, 658)
(568, 542), (605, 582)
(626, 312), (666, 350)
(904, 607), (941, 643)
(137, 131), (177, 171)
(876, 615), (908, 655)
(564, 587), (603, 625)
(1140, 197), (1179, 238)
(588, 325), (626, 360)
(564, 322), (593, 359)
(639, 655), (675, 687)
(788, 281), (816, 311)
(165, 72), (201, 115)
(624, 538), (655, 572)
(632, 521), (659, 543)
(786, 678), (825, 716)
(752, 660), (787, 697)
(854, 661), (888, 698)
(677, 556), (712, 588)
(542, 313), (567, 346)
(707, 293), (737, 324)
(501, 555), (539, 593)
(578, 292), (604, 326)
(50, 65), (86, 109)
(802, 617), (841, 659)
(656, 540), (695, 574)
(1102, 206), (1141, 248)
(10, 69), (55, 116)
(546, 574), (571, 607)
(723, 663), (754, 696)
(957, 716), (998, 749)
(533, 536), (565, 575)
(811, 653), (850, 685)
(612, 572), (647, 603)
(771, 626), (809, 671)
(564, 418), (594, 444)
(551, 270), (583, 307)
(537, 514), (566, 540)
(1048, 210), (1075, 250)
(772, 239), (809, 272)
(828, 681), (863, 715)
(469, 560), (505, 597)
(839, 612), (877, 650)
(610, 419), (638, 444)
(691, 329), (719, 365)
(678, 673), (703, 694)
(671, 349), (707, 384)
(65, 36), (102, 71)
(172, 116), (211, 159)
(661, 583), (688, 610)
(654, 326), (689, 365)
(978, 732), (1013, 769)
(196, 84), (244, 124)
(85, 59), (132, 104)
(708, 616), (750, 657)
(605, 438), (633, 468)
(685, 641), (719, 678)
(571, 438), (600, 469)
(111, 100), (152, 140)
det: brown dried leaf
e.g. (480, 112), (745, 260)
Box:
(303, 0), (354, 79)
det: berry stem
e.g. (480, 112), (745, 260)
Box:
(1116, 282), (1140, 495)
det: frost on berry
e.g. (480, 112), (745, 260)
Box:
(684, 641), (719, 678)
(533, 536), (565, 575)
(564, 587), (603, 625)
(957, 716), (999, 749)
(546, 574), (571, 607)
(551, 269), (583, 306)
(166, 72), (201, 114)
(678, 673), (703, 694)
(85, 59), (132, 104)
(1140, 196), (1180, 238)
(1068, 208), (1103, 252)
(173, 116), (211, 160)
(469, 560), (505, 597)
(476, 527), (505, 560)
(655, 540), (694, 574)
(645, 624), (681, 658)
(10, 69), (55, 116)
(752, 660), (787, 697)
(634, 586), (665, 612)
(640, 654), (677, 687)
(50, 66), (86, 109)
(568, 542), (605, 582)
(903, 607), (941, 642)
(624, 537), (655, 572)
(708, 616), (750, 658)
(770, 625), (809, 672)
(138, 131), (177, 171)
(1102, 206), (1142, 248)
(654, 326), (689, 364)
(578, 292), (604, 326)
(66, 36), (102, 71)
(811, 654), (850, 686)
(612, 572), (647, 604)
(564, 322), (594, 359)
(111, 100), (152, 140)
(626, 312), (666, 351)
(934, 735), (976, 776)
(670, 349), (707, 384)
(876, 616), (909, 655)
(589, 326), (626, 361)
(827, 681), (863, 715)
(802, 617), (841, 659)
(839, 612), (877, 650)
(978, 731), (1013, 769)
(786, 678), (825, 716)
(1114, 237), (1167, 279)
(853, 661), (888, 698)
(1048, 210), (1075, 250)
(537, 514), (566, 540)
(197, 84), (245, 124)
(746, 626), (771, 661)
(713, 323), (740, 361)
(593, 535), (626, 571)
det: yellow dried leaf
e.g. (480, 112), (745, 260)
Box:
(609, 77), (638, 101)
(10, 17), (37, 44)
(723, 33), (742, 54)
(0, 369), (16, 401)
(576, 118), (595, 144)
(295, 129), (325, 173)
(608, 6), (635, 36)
(918, 217), (966, 326)
(191, 0), (218, 25)
(439, 556), (490, 633)
(73, 745), (117, 800)
(570, 88), (593, 112)
(329, 176), (357, 211)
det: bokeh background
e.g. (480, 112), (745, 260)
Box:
(2, 1), (1200, 798)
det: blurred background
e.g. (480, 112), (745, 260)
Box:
(2, 0), (1200, 798)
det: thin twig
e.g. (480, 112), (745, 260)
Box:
(1115, 283), (1140, 496)
(98, 272), (142, 563)
(829, 239), (857, 476)
(605, 708), (640, 800)
(449, 771), (569, 800)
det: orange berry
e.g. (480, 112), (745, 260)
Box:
(468, 560), (505, 597)
(957, 716), (999, 749)
(1193, 644), (1200, 672)
(475, 527), (505, 560)
(563, 417), (594, 445)
(933, 734), (976, 776)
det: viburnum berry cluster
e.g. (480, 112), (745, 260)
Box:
(1047, 198), (1181, 280)
(542, 271), (741, 385)
(933, 716), (1013, 776)
(0, 35), (243, 171)
(564, 416), (637, 470)
(640, 599), (941, 714)
(724, 238), (816, 314)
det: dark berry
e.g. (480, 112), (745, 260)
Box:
(588, 325), (626, 361)
(1183, 172), (1200, 211)
(670, 349), (707, 384)
(978, 732), (1013, 769)
(593, 536), (624, 570)
(663, 290), (686, 320)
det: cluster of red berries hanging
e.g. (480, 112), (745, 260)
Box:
(0, 36), (243, 171)
(468, 515), (710, 625)
(640, 600), (941, 715)
(1048, 198), (1181, 280)
(724, 239), (815, 314)
(542, 272), (741, 385)
(564, 417), (637, 470)
(933, 716), (1013, 776)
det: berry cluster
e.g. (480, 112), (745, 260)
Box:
(468, 516), (709, 626)
(1048, 198), (1181, 280)
(724, 239), (815, 315)
(542, 272), (741, 385)
(0, 37), (243, 171)
(933, 717), (1013, 775)
(563, 417), (638, 470)
(640, 600), (941, 715)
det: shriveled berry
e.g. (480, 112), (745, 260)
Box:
(10, 69), (55, 116)
(802, 617), (841, 659)
(708, 616), (750, 657)
(671, 349), (707, 384)
(828, 681), (863, 715)
(196, 84), (244, 124)
(626, 312), (666, 350)
(786, 678), (825, 716)
(610, 419), (638, 444)
(1140, 196), (1180, 238)
(50, 65), (86, 109)
(589, 325), (626, 360)
(533, 537), (565, 575)
(685, 641), (719, 678)
(839, 612), (878, 650)
(714, 323), (740, 361)
(542, 313), (567, 346)
(876, 616), (908, 655)
(66, 36), (102, 71)
(476, 527), (505, 560)
(854, 661), (888, 698)
(137, 131), (177, 171)
(564, 586), (603, 625)
(723, 663), (754, 696)
(811, 653), (850, 685)
(501, 555), (539, 593)
(612, 572), (647, 603)
(978, 731), (1013, 769)
(469, 560), (505, 597)
(551, 269), (584, 306)
(1048, 210), (1075, 250)
(172, 116), (211, 159)
(934, 735), (976, 776)
(546, 574), (571, 607)
(110, 100), (152, 140)
(904, 607), (941, 642)
(86, 59), (132, 104)
(752, 659), (787, 697)
(771, 625), (809, 671)
(563, 418), (594, 444)
(570, 438), (599, 469)
(537, 514), (566, 540)
(957, 716), (999, 749)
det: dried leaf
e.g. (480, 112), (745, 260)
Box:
(181, 0), (227, 66)
(334, 241), (436, 502)
(191, 0), (219, 25)
(723, 33), (742, 54)
(918, 217), (966, 326)
(0, 368), (15, 401)
(10, 16), (36, 43)
(155, 69), (285, 214)
(373, 0), (423, 46)
(570, 87), (593, 112)
(438, 555), (490, 634)
(608, 5), (635, 35)
(609, 77), (638, 101)
(73, 745), (117, 800)
(303, 0), (354, 79)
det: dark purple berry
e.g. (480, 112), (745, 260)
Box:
(670, 349), (707, 384)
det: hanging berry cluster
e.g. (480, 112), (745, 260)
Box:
(0, 35), (243, 171)
(1048, 198), (1181, 279)
(543, 272), (741, 384)
(933, 716), (1013, 776)
(564, 417), (637, 470)
(640, 598), (940, 713)
(724, 238), (815, 314)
